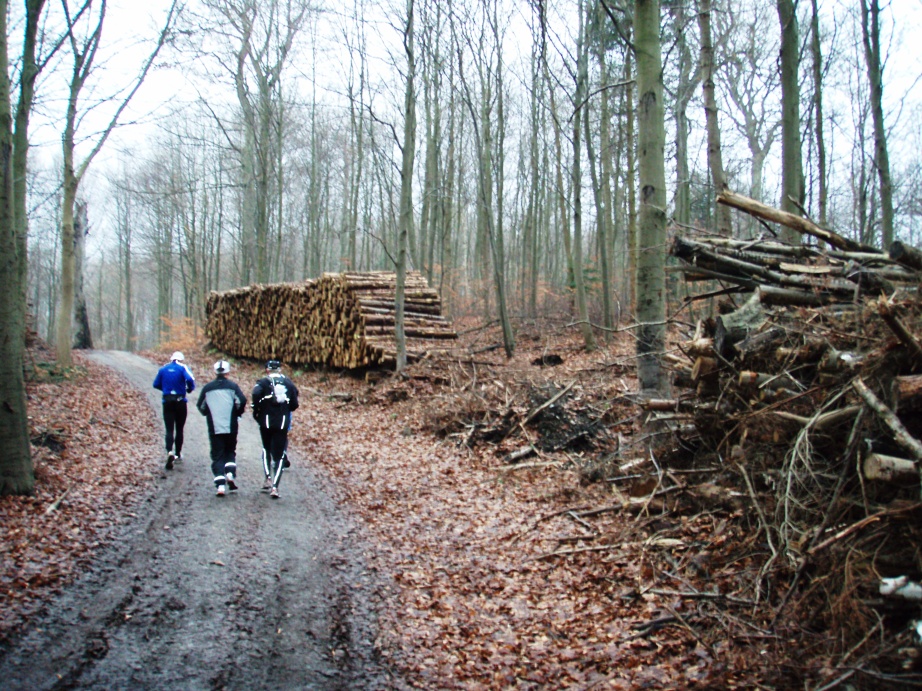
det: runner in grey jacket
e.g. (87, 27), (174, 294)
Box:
(197, 360), (247, 496)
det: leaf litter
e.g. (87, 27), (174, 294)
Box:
(2, 319), (913, 688)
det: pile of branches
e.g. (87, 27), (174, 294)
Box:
(654, 191), (922, 682)
(205, 271), (456, 369)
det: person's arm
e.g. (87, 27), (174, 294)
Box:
(184, 366), (195, 393)
(288, 380), (299, 411)
(251, 381), (263, 419)
(153, 369), (163, 391)
(234, 384), (247, 417)
(196, 388), (208, 416)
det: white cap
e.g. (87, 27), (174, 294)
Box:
(214, 360), (231, 374)
(171, 351), (184, 362)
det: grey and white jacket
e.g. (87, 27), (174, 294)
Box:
(197, 376), (247, 436)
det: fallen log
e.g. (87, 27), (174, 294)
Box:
(853, 378), (922, 499)
(863, 453), (917, 482)
(892, 375), (922, 411)
(876, 299), (922, 362)
(717, 189), (878, 253)
(714, 292), (766, 357)
(889, 240), (922, 271)
(880, 576), (922, 601)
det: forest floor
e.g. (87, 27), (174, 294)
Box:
(0, 319), (914, 689)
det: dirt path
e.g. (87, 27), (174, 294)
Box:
(0, 351), (396, 690)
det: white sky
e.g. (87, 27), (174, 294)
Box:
(20, 0), (922, 249)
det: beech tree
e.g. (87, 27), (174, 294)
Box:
(395, 0), (416, 372)
(696, 0), (732, 235)
(55, 0), (178, 366)
(860, 0), (894, 248)
(1, 0), (50, 496)
(717, 2), (780, 208)
(199, 0), (309, 285)
(633, 0), (668, 394)
(776, 0), (804, 243)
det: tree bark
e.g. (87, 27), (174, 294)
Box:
(395, 0), (417, 372)
(696, 0), (732, 235)
(634, 0), (668, 394)
(571, 0), (596, 351)
(809, 0), (827, 226)
(776, 0), (804, 244)
(860, 0), (894, 249)
(72, 201), (93, 349)
(0, 0), (46, 496)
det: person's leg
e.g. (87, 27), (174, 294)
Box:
(259, 426), (273, 489)
(162, 402), (176, 451)
(259, 426), (272, 476)
(224, 433), (238, 490)
(173, 402), (188, 457)
(211, 434), (228, 493)
(269, 430), (288, 488)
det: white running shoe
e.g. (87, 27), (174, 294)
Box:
(216, 485), (226, 497)
(270, 486), (279, 499)
(226, 473), (238, 491)
(262, 476), (272, 491)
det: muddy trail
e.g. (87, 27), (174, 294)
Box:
(0, 351), (396, 690)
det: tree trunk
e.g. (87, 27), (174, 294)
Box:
(624, 37), (637, 317)
(586, 41), (613, 340)
(0, 0), (45, 496)
(776, 0), (804, 243)
(56, 163), (77, 366)
(72, 201), (93, 349)
(634, 0), (668, 394)
(809, 0), (827, 226)
(491, 2), (514, 358)
(571, 0), (595, 350)
(860, 0), (894, 249)
(697, 0), (732, 236)
(671, 3), (697, 230)
(395, 0), (417, 373)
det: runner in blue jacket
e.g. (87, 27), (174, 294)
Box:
(197, 360), (247, 497)
(152, 351), (195, 470)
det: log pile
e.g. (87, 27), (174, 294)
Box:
(205, 271), (456, 369)
(662, 193), (922, 493)
(624, 191), (922, 680)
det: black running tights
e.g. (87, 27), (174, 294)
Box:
(162, 400), (188, 455)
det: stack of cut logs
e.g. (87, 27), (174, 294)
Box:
(657, 190), (922, 492)
(205, 271), (457, 369)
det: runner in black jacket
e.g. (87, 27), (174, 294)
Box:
(251, 360), (299, 499)
(197, 360), (247, 497)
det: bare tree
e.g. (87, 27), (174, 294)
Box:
(571, 0), (595, 350)
(809, 0), (828, 226)
(697, 0), (732, 235)
(456, 0), (514, 357)
(633, 0), (668, 395)
(200, 0), (310, 283)
(860, 0), (893, 248)
(72, 201), (92, 348)
(776, 0), (804, 243)
(1, 0), (52, 495)
(717, 2), (781, 209)
(55, 0), (178, 366)
(395, 0), (416, 372)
